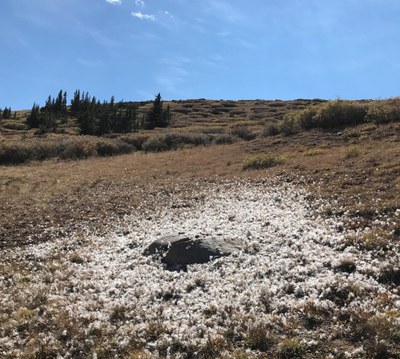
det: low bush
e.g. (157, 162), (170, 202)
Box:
(243, 153), (285, 170)
(280, 116), (299, 136)
(313, 100), (368, 129)
(0, 135), (137, 165)
(245, 324), (275, 352)
(60, 140), (97, 160)
(95, 140), (133, 156)
(295, 106), (319, 130)
(0, 143), (32, 164)
(1, 120), (27, 130)
(260, 123), (280, 137)
(378, 266), (400, 286)
(365, 99), (400, 124)
(277, 338), (304, 358)
(212, 133), (238, 145)
(343, 145), (361, 159)
(230, 124), (257, 141)
(120, 134), (151, 150)
(142, 132), (211, 152)
(342, 127), (361, 140)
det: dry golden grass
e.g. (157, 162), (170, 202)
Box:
(1, 98), (399, 248)
(0, 118), (399, 248)
(1, 102), (400, 357)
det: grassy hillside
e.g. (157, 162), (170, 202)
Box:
(0, 98), (399, 357)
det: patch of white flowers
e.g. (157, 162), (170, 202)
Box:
(1, 180), (399, 357)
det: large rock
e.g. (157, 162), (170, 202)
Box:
(143, 233), (242, 266)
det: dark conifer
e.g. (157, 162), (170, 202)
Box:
(27, 103), (41, 128)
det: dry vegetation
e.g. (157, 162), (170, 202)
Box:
(1, 98), (400, 357)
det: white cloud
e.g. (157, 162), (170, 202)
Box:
(135, 0), (145, 7)
(105, 0), (121, 5)
(204, 0), (244, 23)
(132, 12), (155, 21)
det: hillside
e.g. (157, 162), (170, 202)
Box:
(0, 98), (400, 358)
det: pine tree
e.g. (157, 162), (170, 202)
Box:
(27, 103), (41, 128)
(55, 90), (63, 113)
(78, 108), (96, 135)
(145, 93), (162, 129)
(70, 90), (81, 116)
(3, 107), (12, 119)
(161, 104), (171, 127)
(62, 91), (67, 112)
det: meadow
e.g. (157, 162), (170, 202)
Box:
(0, 98), (399, 358)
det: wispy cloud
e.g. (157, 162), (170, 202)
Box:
(203, 0), (245, 23)
(201, 54), (226, 68)
(132, 12), (156, 21)
(105, 0), (121, 5)
(135, 0), (145, 7)
(76, 58), (104, 69)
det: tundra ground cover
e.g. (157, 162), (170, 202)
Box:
(1, 180), (399, 358)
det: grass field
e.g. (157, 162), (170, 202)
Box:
(0, 99), (399, 357)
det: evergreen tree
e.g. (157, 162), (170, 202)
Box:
(62, 91), (68, 112)
(38, 109), (56, 133)
(3, 107), (12, 119)
(70, 90), (81, 116)
(145, 93), (162, 129)
(27, 103), (41, 128)
(55, 90), (63, 113)
(126, 105), (138, 132)
(161, 104), (171, 127)
(78, 108), (96, 135)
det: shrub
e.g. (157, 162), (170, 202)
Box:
(142, 132), (211, 152)
(142, 134), (169, 152)
(197, 337), (225, 358)
(1, 120), (27, 130)
(378, 266), (400, 286)
(365, 99), (400, 124)
(313, 100), (367, 129)
(243, 153), (285, 170)
(245, 324), (274, 352)
(120, 134), (151, 151)
(342, 127), (361, 140)
(213, 134), (238, 145)
(280, 116), (299, 136)
(295, 106), (319, 130)
(0, 143), (32, 165)
(95, 140), (133, 156)
(60, 140), (97, 160)
(260, 123), (280, 137)
(343, 146), (361, 159)
(230, 124), (257, 141)
(335, 258), (357, 273)
(198, 126), (225, 134)
(277, 338), (304, 358)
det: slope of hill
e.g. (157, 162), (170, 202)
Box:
(0, 98), (399, 357)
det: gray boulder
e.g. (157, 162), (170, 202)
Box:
(143, 233), (242, 266)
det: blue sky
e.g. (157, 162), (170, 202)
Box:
(1, 0), (400, 110)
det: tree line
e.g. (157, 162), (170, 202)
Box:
(0, 107), (12, 120)
(26, 90), (171, 135)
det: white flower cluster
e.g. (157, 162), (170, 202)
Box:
(1, 180), (399, 357)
